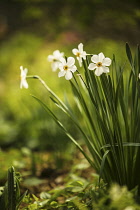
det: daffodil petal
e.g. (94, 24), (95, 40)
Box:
(102, 66), (109, 73)
(58, 71), (65, 77)
(72, 49), (78, 55)
(78, 43), (83, 52)
(82, 52), (87, 59)
(78, 58), (82, 67)
(60, 52), (64, 57)
(67, 57), (75, 67)
(95, 67), (103, 76)
(20, 68), (27, 78)
(70, 65), (77, 73)
(20, 70), (24, 77)
(53, 50), (60, 56)
(23, 80), (28, 89)
(20, 66), (28, 89)
(88, 63), (96, 70)
(24, 68), (28, 74)
(59, 62), (65, 71)
(59, 57), (66, 65)
(102, 58), (111, 66)
(91, 55), (99, 63)
(98, 52), (105, 62)
(47, 55), (54, 62)
(65, 71), (73, 80)
(52, 62), (59, 71)
(20, 66), (23, 71)
(20, 79), (28, 89)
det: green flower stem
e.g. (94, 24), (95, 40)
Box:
(27, 75), (68, 111)
(76, 70), (88, 89)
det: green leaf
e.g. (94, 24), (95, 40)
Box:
(7, 166), (17, 210)
(69, 181), (84, 187)
(32, 95), (95, 169)
(101, 142), (140, 150)
(16, 190), (28, 210)
(126, 43), (133, 67)
(99, 150), (110, 185)
(40, 192), (51, 199)
(50, 201), (58, 207)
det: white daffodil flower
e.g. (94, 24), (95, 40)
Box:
(58, 57), (77, 80)
(20, 66), (28, 89)
(47, 50), (64, 72)
(72, 43), (86, 67)
(88, 52), (111, 76)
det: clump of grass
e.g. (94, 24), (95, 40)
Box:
(25, 43), (140, 194)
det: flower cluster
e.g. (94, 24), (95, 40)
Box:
(20, 43), (112, 88)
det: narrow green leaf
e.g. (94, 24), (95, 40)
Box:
(7, 166), (16, 210)
(32, 95), (95, 168)
(16, 190), (28, 210)
(99, 150), (110, 184)
(126, 43), (133, 67)
(101, 142), (140, 150)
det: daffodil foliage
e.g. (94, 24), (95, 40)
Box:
(21, 43), (140, 193)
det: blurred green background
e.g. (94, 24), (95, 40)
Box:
(0, 0), (140, 153)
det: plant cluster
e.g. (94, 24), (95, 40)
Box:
(20, 43), (140, 193)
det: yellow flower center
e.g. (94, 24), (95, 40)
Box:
(63, 65), (68, 71)
(76, 52), (81, 57)
(96, 62), (102, 67)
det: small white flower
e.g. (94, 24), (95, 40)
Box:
(138, 73), (140, 79)
(47, 50), (64, 71)
(20, 66), (28, 89)
(88, 52), (111, 76)
(58, 57), (77, 80)
(72, 43), (86, 67)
